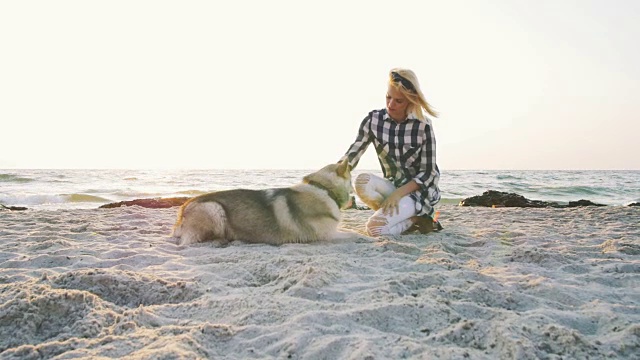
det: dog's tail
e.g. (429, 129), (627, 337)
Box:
(171, 221), (182, 238)
(171, 202), (188, 238)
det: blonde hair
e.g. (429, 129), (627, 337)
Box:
(388, 68), (438, 120)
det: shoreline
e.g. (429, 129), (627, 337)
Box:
(3, 189), (639, 212)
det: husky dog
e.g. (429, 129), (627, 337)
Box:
(171, 160), (357, 246)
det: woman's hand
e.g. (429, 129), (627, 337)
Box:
(380, 190), (405, 215)
(380, 180), (421, 215)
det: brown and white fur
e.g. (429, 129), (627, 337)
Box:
(171, 160), (357, 246)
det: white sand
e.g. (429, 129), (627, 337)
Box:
(1, 204), (639, 359)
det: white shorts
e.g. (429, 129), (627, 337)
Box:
(354, 173), (418, 236)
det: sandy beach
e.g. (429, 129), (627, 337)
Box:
(1, 204), (639, 359)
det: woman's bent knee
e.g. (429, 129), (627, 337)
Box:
(355, 173), (384, 210)
(354, 173), (371, 193)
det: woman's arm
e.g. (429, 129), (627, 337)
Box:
(340, 113), (373, 169)
(414, 122), (438, 191)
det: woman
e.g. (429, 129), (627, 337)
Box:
(341, 68), (442, 236)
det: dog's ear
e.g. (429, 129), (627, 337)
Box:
(337, 159), (350, 177)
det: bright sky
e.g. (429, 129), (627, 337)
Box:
(1, 0), (639, 170)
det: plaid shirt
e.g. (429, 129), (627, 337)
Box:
(342, 109), (441, 216)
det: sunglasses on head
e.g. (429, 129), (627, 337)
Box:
(391, 72), (416, 93)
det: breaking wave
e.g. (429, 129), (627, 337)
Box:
(0, 173), (34, 183)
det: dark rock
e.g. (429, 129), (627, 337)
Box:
(99, 197), (191, 209)
(459, 190), (607, 208)
(0, 203), (28, 211)
(628, 202), (640, 207)
(459, 190), (558, 208)
(567, 199), (606, 207)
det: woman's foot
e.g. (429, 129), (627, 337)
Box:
(404, 215), (443, 234)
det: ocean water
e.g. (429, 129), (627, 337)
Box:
(1, 169), (639, 210)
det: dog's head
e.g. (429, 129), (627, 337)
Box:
(303, 159), (353, 209)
